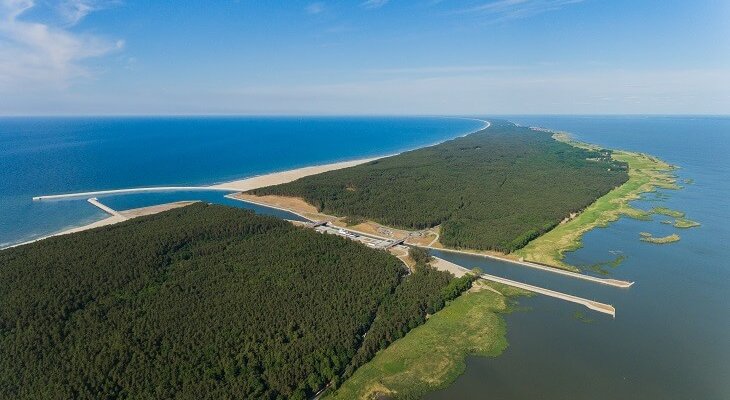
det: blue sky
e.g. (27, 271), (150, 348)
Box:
(0, 0), (728, 115)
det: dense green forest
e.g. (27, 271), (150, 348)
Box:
(340, 252), (475, 386)
(407, 246), (433, 265)
(0, 203), (469, 399)
(250, 120), (629, 252)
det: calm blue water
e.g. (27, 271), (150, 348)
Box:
(2, 115), (728, 398)
(428, 116), (730, 400)
(0, 116), (483, 247)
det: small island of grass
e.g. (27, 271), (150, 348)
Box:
(651, 206), (685, 218)
(673, 218), (701, 229)
(586, 254), (626, 276)
(640, 232), (681, 244)
(515, 136), (680, 269)
(573, 310), (594, 324)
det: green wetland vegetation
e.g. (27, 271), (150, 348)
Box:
(572, 310), (594, 324)
(640, 232), (681, 244)
(0, 203), (472, 400)
(673, 218), (701, 228)
(585, 254), (626, 276)
(250, 121), (628, 253)
(650, 206), (685, 218)
(514, 134), (691, 270)
(327, 281), (527, 400)
(662, 217), (700, 228)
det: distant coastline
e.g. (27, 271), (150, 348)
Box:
(2, 201), (196, 250)
(514, 129), (690, 270)
(8, 118), (489, 249)
(233, 122), (694, 274)
(17, 117), (688, 278)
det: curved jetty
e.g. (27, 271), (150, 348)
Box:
(33, 156), (384, 201)
(33, 186), (235, 201)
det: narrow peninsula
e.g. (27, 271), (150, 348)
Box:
(248, 120), (629, 255)
(244, 120), (692, 272)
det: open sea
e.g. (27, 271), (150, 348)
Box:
(0, 116), (483, 247)
(1, 115), (728, 399)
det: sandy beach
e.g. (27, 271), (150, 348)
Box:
(210, 157), (381, 191)
(17, 119), (490, 248)
(3, 201), (196, 250)
(212, 120), (487, 191)
(33, 119), (490, 201)
(12, 158), (383, 249)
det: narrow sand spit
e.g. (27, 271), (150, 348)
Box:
(3, 201), (196, 250)
(209, 158), (381, 191)
(19, 158), (381, 249)
(24, 119), (491, 246)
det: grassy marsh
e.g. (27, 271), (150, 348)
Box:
(324, 282), (528, 400)
(514, 134), (680, 271)
(640, 233), (681, 244)
(651, 207), (685, 218)
(673, 218), (701, 228)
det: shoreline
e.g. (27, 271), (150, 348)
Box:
(14, 119), (489, 248)
(513, 128), (682, 269)
(210, 117), (487, 191)
(2, 201), (197, 250)
(232, 123), (682, 276)
(325, 280), (527, 399)
(34, 119), (490, 200)
(227, 193), (633, 288)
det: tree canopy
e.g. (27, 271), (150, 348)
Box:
(250, 121), (628, 252)
(0, 203), (468, 399)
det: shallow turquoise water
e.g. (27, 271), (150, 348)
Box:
(0, 116), (483, 247)
(428, 116), (730, 400)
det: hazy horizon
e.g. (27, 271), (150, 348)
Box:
(1, 1), (728, 115)
(1, 113), (728, 118)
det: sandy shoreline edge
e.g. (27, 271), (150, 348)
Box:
(5, 119), (489, 249)
(4, 157), (389, 250)
(2, 201), (198, 250)
(211, 119), (488, 190)
(209, 157), (383, 191)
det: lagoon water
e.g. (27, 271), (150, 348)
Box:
(428, 116), (730, 400)
(0, 116), (483, 247)
(1, 115), (728, 398)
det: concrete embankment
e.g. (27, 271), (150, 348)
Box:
(33, 186), (235, 201)
(221, 196), (632, 291)
(422, 245), (634, 288)
(88, 197), (127, 219)
(479, 271), (616, 317)
(430, 256), (616, 317)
